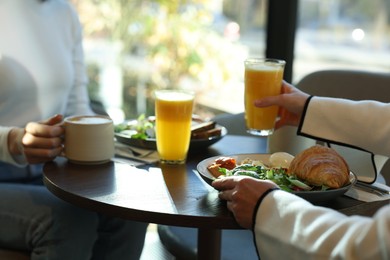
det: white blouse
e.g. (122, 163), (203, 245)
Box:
(0, 0), (93, 164)
(254, 97), (390, 259)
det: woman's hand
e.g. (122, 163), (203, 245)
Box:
(254, 81), (310, 129)
(8, 114), (65, 164)
(212, 176), (278, 229)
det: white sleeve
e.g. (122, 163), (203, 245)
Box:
(253, 190), (390, 259)
(299, 97), (390, 157)
(0, 127), (27, 166)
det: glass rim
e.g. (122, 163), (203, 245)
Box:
(153, 89), (195, 99)
(64, 115), (113, 124)
(244, 58), (286, 66)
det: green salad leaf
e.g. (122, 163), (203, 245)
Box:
(219, 162), (330, 192)
(114, 114), (155, 140)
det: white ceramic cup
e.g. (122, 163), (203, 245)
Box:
(64, 115), (114, 164)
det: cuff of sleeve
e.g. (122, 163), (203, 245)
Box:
(251, 187), (280, 231)
(297, 95), (314, 135)
(0, 127), (27, 166)
(12, 129), (27, 166)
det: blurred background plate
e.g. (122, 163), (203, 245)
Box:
(115, 125), (227, 151)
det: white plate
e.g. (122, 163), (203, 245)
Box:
(196, 153), (357, 203)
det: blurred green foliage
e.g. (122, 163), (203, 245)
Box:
(72, 0), (244, 119)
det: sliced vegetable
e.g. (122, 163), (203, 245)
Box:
(287, 177), (312, 191)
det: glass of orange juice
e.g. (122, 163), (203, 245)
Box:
(154, 89), (195, 164)
(244, 58), (285, 136)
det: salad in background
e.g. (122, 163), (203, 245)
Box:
(114, 114), (155, 140)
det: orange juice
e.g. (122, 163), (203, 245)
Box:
(244, 58), (285, 136)
(155, 90), (194, 164)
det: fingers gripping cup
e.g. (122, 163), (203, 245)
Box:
(64, 115), (115, 164)
(244, 58), (285, 136)
(154, 90), (195, 164)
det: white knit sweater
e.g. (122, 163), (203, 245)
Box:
(0, 0), (93, 164)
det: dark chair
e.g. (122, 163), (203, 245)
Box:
(0, 249), (30, 260)
(90, 99), (109, 116)
(157, 225), (258, 260)
(212, 112), (251, 136)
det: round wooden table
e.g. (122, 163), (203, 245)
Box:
(43, 135), (387, 259)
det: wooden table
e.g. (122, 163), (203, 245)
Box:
(43, 135), (389, 260)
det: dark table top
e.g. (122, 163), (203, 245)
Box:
(43, 135), (389, 230)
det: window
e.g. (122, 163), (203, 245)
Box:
(71, 0), (390, 123)
(294, 0), (390, 82)
(71, 0), (268, 123)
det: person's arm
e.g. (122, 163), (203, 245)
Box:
(227, 82), (390, 258)
(253, 190), (390, 259)
(256, 81), (390, 156)
(300, 97), (390, 157)
(213, 175), (390, 259)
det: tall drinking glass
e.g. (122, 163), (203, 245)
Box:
(244, 58), (285, 136)
(155, 90), (194, 164)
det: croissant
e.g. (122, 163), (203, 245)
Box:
(287, 145), (350, 189)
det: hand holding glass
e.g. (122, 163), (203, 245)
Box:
(244, 58), (285, 136)
(155, 90), (194, 164)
